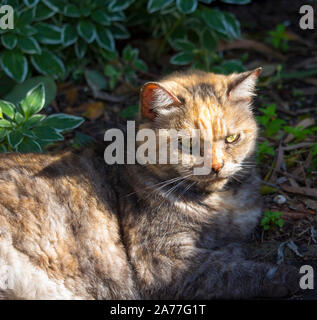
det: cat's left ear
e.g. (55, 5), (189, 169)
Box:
(227, 67), (262, 101)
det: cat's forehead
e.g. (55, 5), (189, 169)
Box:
(159, 72), (255, 138)
(193, 104), (228, 139)
(190, 95), (250, 139)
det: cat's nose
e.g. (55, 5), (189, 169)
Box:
(211, 161), (223, 173)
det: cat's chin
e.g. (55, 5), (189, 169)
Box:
(190, 174), (227, 185)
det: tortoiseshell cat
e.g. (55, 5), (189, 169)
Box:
(0, 69), (298, 300)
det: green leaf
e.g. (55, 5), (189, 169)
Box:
(170, 52), (193, 65)
(63, 24), (78, 46)
(0, 119), (11, 128)
(91, 10), (111, 26)
(120, 105), (138, 119)
(18, 37), (41, 54)
(77, 21), (96, 43)
(35, 23), (62, 44)
(84, 69), (107, 94)
(15, 112), (24, 124)
(17, 137), (42, 153)
(104, 64), (119, 77)
(147, 0), (174, 13)
(63, 4), (81, 17)
(96, 28), (115, 51)
(16, 25), (38, 37)
(24, 114), (46, 128)
(202, 8), (240, 39)
(266, 119), (285, 137)
(202, 8), (227, 36)
(1, 33), (17, 49)
(17, 8), (34, 27)
(0, 50), (28, 83)
(223, 12), (241, 38)
(31, 50), (65, 79)
(23, 0), (39, 7)
(107, 11), (125, 22)
(75, 39), (87, 59)
(32, 126), (64, 142)
(0, 75), (16, 98)
(277, 219), (284, 227)
(101, 50), (118, 61)
(42, 0), (64, 12)
(21, 128), (36, 138)
(42, 114), (84, 131)
(176, 0), (198, 14)
(108, 0), (135, 12)
(0, 100), (15, 119)
(35, 2), (56, 21)
(4, 76), (56, 109)
(122, 45), (133, 61)
(20, 83), (45, 118)
(0, 144), (7, 153)
(133, 59), (148, 72)
(0, 128), (7, 140)
(171, 39), (195, 52)
(201, 29), (217, 51)
(79, 4), (92, 17)
(72, 132), (95, 149)
(8, 130), (24, 148)
(110, 23), (130, 39)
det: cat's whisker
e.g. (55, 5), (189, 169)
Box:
(123, 175), (188, 198)
(175, 181), (197, 202)
(143, 174), (193, 202)
(161, 177), (189, 199)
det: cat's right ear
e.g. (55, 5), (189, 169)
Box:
(227, 67), (262, 101)
(140, 82), (182, 120)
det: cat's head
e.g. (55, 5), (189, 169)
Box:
(137, 69), (261, 188)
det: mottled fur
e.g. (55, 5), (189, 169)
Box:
(0, 70), (298, 299)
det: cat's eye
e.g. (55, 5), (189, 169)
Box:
(225, 134), (240, 144)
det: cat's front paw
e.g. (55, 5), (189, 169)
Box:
(259, 264), (300, 298)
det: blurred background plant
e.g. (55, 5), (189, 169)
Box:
(0, 0), (249, 91)
(267, 24), (290, 53)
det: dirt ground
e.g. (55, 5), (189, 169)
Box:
(228, 0), (317, 300)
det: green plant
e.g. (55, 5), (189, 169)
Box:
(257, 104), (285, 137)
(283, 125), (317, 142)
(256, 141), (274, 163)
(267, 24), (289, 53)
(261, 211), (284, 231)
(0, 0), (135, 83)
(120, 104), (138, 119)
(128, 0), (251, 72)
(0, 83), (84, 152)
(103, 45), (148, 89)
(0, 0), (251, 91)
